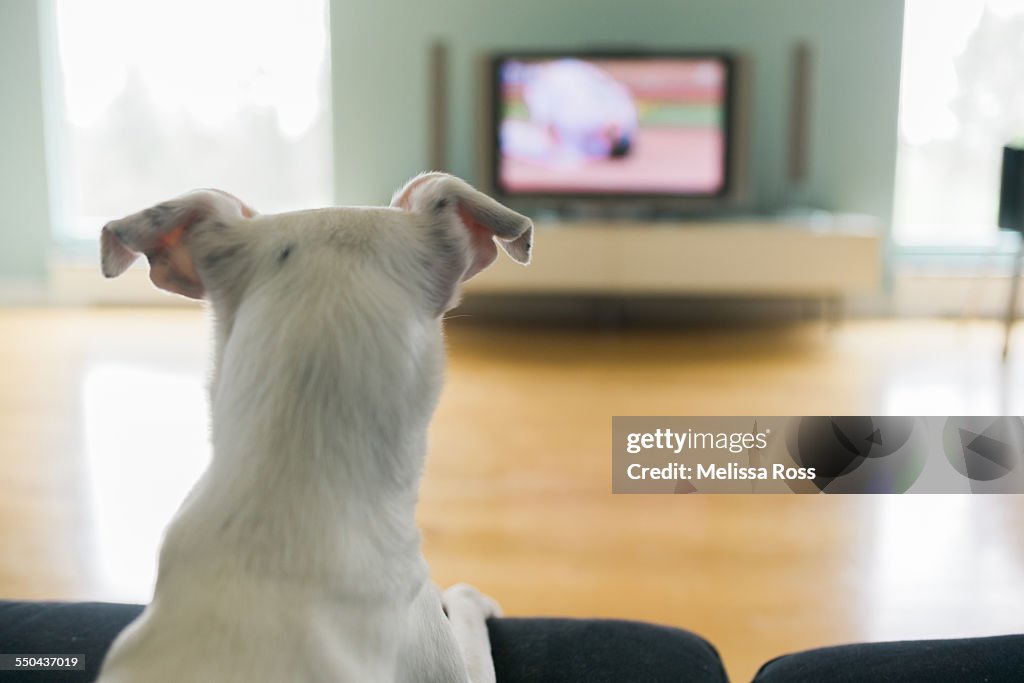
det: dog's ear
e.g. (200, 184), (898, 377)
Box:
(100, 190), (256, 299)
(391, 172), (533, 281)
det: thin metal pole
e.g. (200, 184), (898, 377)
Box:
(1003, 237), (1024, 359)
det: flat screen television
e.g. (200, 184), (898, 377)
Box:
(486, 51), (745, 212)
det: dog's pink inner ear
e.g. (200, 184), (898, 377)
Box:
(145, 224), (204, 299)
(157, 225), (187, 250)
(459, 208), (498, 282)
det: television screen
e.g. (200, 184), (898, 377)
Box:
(493, 53), (735, 199)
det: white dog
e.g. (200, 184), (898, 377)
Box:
(96, 173), (533, 682)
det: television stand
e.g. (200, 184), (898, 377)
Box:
(465, 215), (881, 298)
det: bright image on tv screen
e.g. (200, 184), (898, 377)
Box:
(497, 57), (728, 196)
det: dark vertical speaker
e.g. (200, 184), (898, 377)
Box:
(787, 42), (812, 184)
(999, 145), (1024, 232)
(1000, 144), (1024, 359)
(428, 40), (448, 172)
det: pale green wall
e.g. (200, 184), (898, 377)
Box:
(330, 0), (905, 222)
(0, 0), (52, 282)
(0, 1), (905, 282)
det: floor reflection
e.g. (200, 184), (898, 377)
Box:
(861, 495), (1024, 640)
(82, 363), (210, 602)
(880, 364), (1023, 416)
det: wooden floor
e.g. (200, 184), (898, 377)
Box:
(1, 308), (1023, 682)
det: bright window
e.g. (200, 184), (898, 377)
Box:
(893, 0), (1024, 248)
(50, 0), (333, 242)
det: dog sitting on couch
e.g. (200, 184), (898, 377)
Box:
(96, 173), (533, 682)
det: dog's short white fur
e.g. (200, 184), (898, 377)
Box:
(96, 173), (533, 682)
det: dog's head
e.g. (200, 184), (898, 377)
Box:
(100, 173), (531, 315)
(100, 174), (533, 424)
